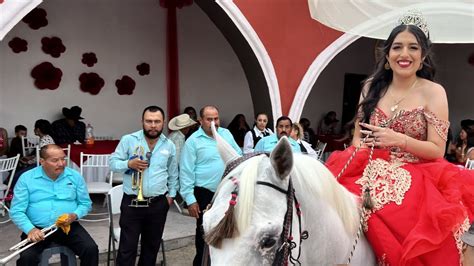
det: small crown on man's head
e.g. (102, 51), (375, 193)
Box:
(398, 9), (429, 38)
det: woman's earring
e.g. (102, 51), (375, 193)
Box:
(384, 62), (391, 70)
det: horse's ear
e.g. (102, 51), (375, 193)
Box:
(270, 136), (293, 179)
(211, 121), (240, 165)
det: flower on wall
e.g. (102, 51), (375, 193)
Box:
(136, 63), (150, 76)
(469, 53), (474, 67)
(82, 52), (97, 67)
(79, 73), (105, 95)
(31, 62), (62, 90)
(8, 37), (28, 53)
(41, 37), (66, 58)
(115, 75), (136, 95)
(22, 8), (48, 30)
(159, 0), (193, 8)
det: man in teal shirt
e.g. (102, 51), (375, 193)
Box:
(255, 116), (301, 153)
(179, 105), (242, 266)
(109, 105), (178, 266)
(10, 144), (98, 266)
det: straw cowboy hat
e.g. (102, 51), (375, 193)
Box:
(168, 114), (197, 131)
(462, 222), (474, 246)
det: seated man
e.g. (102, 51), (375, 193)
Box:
(462, 222), (474, 266)
(10, 144), (98, 266)
(254, 116), (301, 153)
(0, 127), (8, 156)
(52, 106), (86, 144)
(7, 125), (27, 158)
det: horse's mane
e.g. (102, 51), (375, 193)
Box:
(234, 153), (359, 235)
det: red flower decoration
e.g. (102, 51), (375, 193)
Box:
(159, 0), (193, 8)
(79, 73), (105, 95)
(81, 52), (98, 67)
(116, 75), (136, 95)
(31, 62), (62, 90)
(8, 37), (28, 53)
(136, 63), (150, 76)
(41, 37), (66, 58)
(22, 8), (48, 30)
(0, 0), (4, 4)
(469, 53), (474, 67)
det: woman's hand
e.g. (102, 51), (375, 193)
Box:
(359, 123), (406, 149)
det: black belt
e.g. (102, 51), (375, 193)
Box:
(124, 192), (168, 204)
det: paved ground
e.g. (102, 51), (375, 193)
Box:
(0, 195), (196, 265)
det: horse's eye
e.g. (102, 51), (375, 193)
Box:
(260, 237), (277, 249)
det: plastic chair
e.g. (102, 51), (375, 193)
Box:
(106, 185), (166, 266)
(0, 154), (20, 219)
(21, 136), (39, 157)
(315, 141), (327, 160)
(39, 243), (77, 266)
(80, 153), (113, 221)
(36, 144), (71, 167)
(466, 158), (474, 169)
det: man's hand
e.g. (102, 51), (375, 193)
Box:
(188, 203), (200, 218)
(128, 158), (149, 172)
(166, 197), (174, 206)
(27, 228), (45, 243)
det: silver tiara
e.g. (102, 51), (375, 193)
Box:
(398, 9), (429, 37)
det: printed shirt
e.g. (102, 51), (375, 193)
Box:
(109, 130), (178, 197)
(167, 130), (185, 165)
(10, 166), (92, 234)
(179, 127), (242, 205)
(254, 134), (302, 153)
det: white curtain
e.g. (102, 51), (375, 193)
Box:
(0, 0), (42, 41)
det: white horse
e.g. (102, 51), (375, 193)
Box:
(203, 127), (376, 265)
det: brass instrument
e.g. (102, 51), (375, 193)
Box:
(0, 225), (58, 265)
(129, 147), (151, 207)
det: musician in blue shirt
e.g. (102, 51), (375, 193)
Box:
(254, 116), (301, 153)
(179, 105), (242, 266)
(109, 105), (178, 266)
(10, 144), (98, 266)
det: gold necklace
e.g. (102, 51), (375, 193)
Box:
(388, 78), (418, 112)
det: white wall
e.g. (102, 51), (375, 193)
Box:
(0, 0), (252, 139)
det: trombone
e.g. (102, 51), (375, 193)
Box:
(0, 225), (58, 265)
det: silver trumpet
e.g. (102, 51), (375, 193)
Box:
(0, 225), (58, 265)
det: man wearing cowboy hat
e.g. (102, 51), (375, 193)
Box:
(52, 106), (86, 144)
(462, 222), (474, 266)
(168, 113), (197, 163)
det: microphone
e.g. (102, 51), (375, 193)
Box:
(145, 152), (152, 164)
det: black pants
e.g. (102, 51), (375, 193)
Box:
(117, 193), (170, 266)
(17, 222), (98, 266)
(193, 187), (214, 266)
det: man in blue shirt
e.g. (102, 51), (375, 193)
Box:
(10, 144), (98, 266)
(110, 105), (178, 266)
(179, 105), (242, 266)
(255, 116), (301, 153)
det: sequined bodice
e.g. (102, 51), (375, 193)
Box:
(370, 106), (449, 163)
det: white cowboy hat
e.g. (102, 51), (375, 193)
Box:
(168, 114), (197, 131)
(462, 223), (474, 246)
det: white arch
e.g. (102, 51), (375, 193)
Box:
(288, 33), (361, 122)
(216, 0), (282, 121)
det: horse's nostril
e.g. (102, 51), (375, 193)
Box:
(260, 237), (277, 249)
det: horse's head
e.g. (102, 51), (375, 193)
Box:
(203, 122), (294, 265)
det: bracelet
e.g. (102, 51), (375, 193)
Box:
(402, 135), (408, 151)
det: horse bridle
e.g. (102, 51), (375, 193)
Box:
(203, 152), (308, 266)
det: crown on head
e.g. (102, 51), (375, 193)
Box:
(398, 9), (429, 38)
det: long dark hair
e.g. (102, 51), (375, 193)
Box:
(358, 24), (436, 123)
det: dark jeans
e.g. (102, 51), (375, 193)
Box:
(193, 187), (214, 266)
(117, 193), (170, 266)
(17, 222), (98, 266)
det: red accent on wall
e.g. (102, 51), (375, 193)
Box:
(161, 0), (192, 119)
(234, 0), (342, 115)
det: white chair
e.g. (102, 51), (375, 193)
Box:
(465, 158), (474, 169)
(315, 141), (327, 161)
(0, 154), (20, 219)
(106, 185), (166, 266)
(80, 153), (113, 220)
(21, 136), (39, 157)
